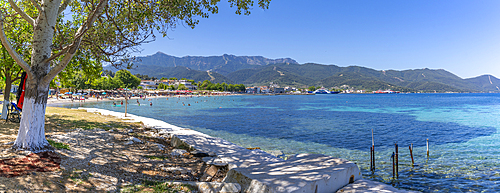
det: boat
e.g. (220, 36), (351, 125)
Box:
(313, 89), (330, 94)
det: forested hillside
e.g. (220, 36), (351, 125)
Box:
(105, 53), (500, 92)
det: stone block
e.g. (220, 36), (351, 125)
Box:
(224, 154), (362, 193)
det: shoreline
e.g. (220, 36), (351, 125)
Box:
(77, 107), (414, 192)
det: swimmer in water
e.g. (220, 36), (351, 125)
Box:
(113, 102), (116, 106)
(150, 102), (152, 106)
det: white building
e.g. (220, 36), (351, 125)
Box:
(139, 80), (159, 90)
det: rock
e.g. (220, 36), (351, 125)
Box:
(124, 141), (134, 145)
(196, 182), (241, 193)
(203, 157), (228, 167)
(171, 149), (187, 157)
(162, 166), (189, 175)
(128, 129), (134, 133)
(106, 143), (114, 146)
(153, 143), (165, 150)
(205, 165), (219, 177)
(109, 129), (114, 132)
(130, 137), (141, 143)
(191, 150), (209, 157)
(199, 173), (213, 182)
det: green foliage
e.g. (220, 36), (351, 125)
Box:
(177, 84), (188, 90)
(308, 86), (316, 91)
(114, 70), (141, 89)
(157, 83), (167, 90)
(137, 86), (143, 90)
(135, 73), (156, 80)
(90, 76), (123, 90)
(47, 139), (70, 150)
(197, 80), (245, 92)
(144, 155), (169, 160)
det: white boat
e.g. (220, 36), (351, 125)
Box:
(313, 89), (330, 94)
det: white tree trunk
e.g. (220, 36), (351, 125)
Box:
(9, 0), (61, 152)
(1, 100), (9, 119)
(12, 98), (53, 153)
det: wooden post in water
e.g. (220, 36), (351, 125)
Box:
(395, 143), (399, 178)
(426, 138), (429, 158)
(370, 146), (373, 172)
(392, 152), (395, 179)
(372, 129), (375, 171)
(409, 144), (414, 167)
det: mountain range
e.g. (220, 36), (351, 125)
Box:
(105, 52), (500, 92)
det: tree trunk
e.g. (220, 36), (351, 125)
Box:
(12, 0), (60, 153)
(1, 73), (12, 119)
(11, 76), (53, 153)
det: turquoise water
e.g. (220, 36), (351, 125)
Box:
(59, 93), (500, 192)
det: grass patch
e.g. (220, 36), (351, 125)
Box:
(121, 179), (197, 193)
(47, 139), (70, 150)
(44, 107), (143, 133)
(144, 155), (169, 160)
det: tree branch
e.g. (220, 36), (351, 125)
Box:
(44, 45), (70, 62)
(0, 12), (33, 78)
(30, 0), (43, 13)
(43, 0), (108, 83)
(12, 76), (21, 82)
(58, 0), (71, 15)
(7, 0), (34, 26)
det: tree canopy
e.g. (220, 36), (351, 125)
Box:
(114, 70), (141, 89)
(0, 0), (270, 152)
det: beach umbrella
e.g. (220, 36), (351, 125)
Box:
(102, 92), (106, 94)
(64, 92), (72, 95)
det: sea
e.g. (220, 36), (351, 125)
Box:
(59, 93), (500, 192)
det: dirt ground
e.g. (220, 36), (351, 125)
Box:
(0, 107), (227, 192)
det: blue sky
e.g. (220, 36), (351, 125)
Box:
(136, 0), (500, 79)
